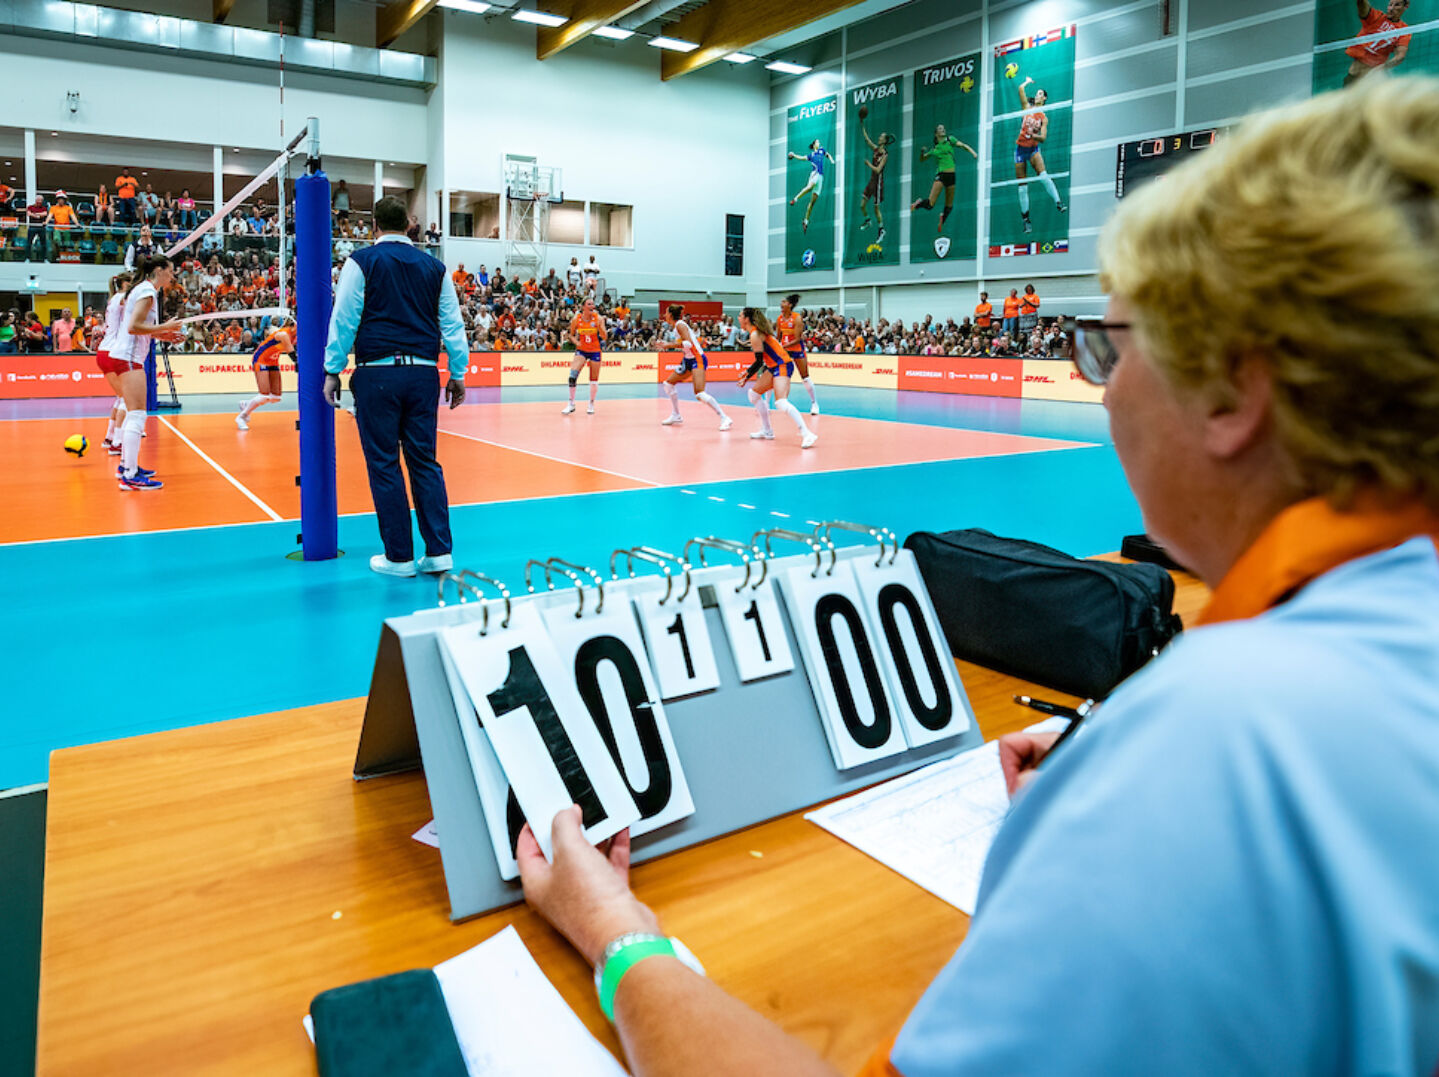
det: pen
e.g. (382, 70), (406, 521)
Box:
(1012, 694), (1084, 720)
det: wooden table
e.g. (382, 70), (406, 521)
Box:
(37, 568), (1208, 1075)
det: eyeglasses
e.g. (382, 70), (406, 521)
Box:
(1061, 317), (1131, 385)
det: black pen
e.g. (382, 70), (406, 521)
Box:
(1013, 695), (1097, 758)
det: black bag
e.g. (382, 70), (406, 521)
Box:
(904, 528), (1184, 700)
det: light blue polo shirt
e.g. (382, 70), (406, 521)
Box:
(892, 537), (1439, 1076)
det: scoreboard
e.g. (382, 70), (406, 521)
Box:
(1115, 127), (1222, 198)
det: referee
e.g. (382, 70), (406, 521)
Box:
(323, 196), (468, 578)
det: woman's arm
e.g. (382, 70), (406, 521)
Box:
(1036, 115), (1048, 143)
(956, 140), (978, 159)
(1018, 76), (1033, 108)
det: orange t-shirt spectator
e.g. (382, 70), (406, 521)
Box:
(1002, 293), (1022, 319)
(115, 171), (140, 226)
(1020, 286), (1040, 318)
(974, 293), (993, 328)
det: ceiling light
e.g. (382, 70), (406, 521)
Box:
(511, 9), (566, 26)
(438, 0), (490, 12)
(51, 131), (59, 136)
(723, 52), (756, 63)
(765, 60), (811, 74)
(592, 25), (633, 40)
(648, 35), (698, 51)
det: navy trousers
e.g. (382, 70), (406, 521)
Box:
(351, 364), (452, 563)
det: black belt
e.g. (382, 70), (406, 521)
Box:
(357, 354), (438, 367)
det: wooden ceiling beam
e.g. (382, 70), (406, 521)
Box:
(536, 0), (652, 59)
(212, 0), (238, 23)
(376, 0), (440, 49)
(659, 0), (864, 80)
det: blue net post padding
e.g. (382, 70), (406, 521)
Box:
(296, 169), (338, 561)
(145, 340), (157, 412)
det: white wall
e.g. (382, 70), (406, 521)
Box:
(438, 13), (771, 300)
(2, 35), (429, 163)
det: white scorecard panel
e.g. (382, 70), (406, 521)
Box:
(630, 582), (723, 701)
(714, 577), (796, 682)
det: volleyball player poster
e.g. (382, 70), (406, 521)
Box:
(842, 76), (904, 269)
(987, 26), (1075, 258)
(908, 53), (982, 265)
(1312, 1), (1435, 93)
(784, 96), (838, 273)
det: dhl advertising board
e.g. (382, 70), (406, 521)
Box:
(802, 353), (899, 390)
(1020, 359), (1104, 403)
(498, 350), (657, 385)
(898, 355), (1023, 397)
(0, 354), (113, 399)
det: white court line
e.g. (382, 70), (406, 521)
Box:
(157, 415), (284, 522)
(437, 427), (660, 487)
(738, 503), (756, 510)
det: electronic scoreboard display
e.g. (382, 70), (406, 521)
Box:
(1115, 128), (1223, 198)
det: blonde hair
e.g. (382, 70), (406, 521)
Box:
(1099, 75), (1439, 509)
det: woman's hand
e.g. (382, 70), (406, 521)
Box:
(997, 731), (1060, 797)
(518, 807), (660, 966)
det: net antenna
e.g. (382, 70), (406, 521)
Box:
(503, 154), (561, 282)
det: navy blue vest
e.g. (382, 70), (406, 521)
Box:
(349, 241), (444, 364)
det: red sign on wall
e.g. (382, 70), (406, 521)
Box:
(898, 355), (1023, 397)
(457, 351), (502, 388)
(657, 300), (723, 324)
(0, 355), (113, 399)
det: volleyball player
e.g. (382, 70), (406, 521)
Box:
(787, 139), (835, 234)
(659, 304), (731, 430)
(776, 294), (819, 415)
(736, 308), (817, 449)
(911, 124), (978, 235)
(97, 272), (132, 456)
(236, 317), (294, 430)
(1343, 1), (1411, 86)
(1014, 76), (1067, 234)
(110, 255), (184, 490)
(562, 297), (606, 415)
(857, 119), (895, 244)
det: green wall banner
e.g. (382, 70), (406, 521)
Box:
(784, 96), (839, 273)
(908, 53), (982, 264)
(842, 76), (904, 269)
(1312, 0), (1438, 93)
(988, 25), (1075, 258)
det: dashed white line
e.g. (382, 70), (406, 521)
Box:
(738, 503), (756, 510)
(708, 496), (725, 503)
(770, 511), (791, 518)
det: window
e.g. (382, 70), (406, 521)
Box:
(547, 199), (586, 244)
(449, 190), (500, 239)
(589, 202), (633, 247)
(725, 214), (744, 277)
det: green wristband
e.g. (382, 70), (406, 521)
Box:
(597, 937), (675, 1022)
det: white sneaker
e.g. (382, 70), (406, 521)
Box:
(809, 402), (820, 416)
(587, 403), (595, 415)
(662, 414), (684, 426)
(417, 553), (453, 574)
(235, 412), (249, 431)
(370, 554), (417, 578)
(718, 416), (733, 431)
(750, 430), (775, 440)
(561, 402), (576, 415)
(801, 432), (819, 449)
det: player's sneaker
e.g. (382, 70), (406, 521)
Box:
(877, 228), (886, 243)
(561, 402), (576, 415)
(661, 414), (683, 425)
(809, 402), (820, 416)
(718, 417), (733, 431)
(117, 464), (155, 479)
(369, 554), (417, 578)
(1022, 216), (1033, 234)
(103, 439), (121, 455)
(587, 403), (595, 415)
(802, 218), (810, 233)
(235, 411), (249, 430)
(1057, 202), (1068, 214)
(801, 432), (819, 450)
(118, 472), (163, 491)
(860, 217), (872, 231)
(417, 553), (453, 574)
(750, 430), (775, 440)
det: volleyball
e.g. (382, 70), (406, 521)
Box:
(64, 434), (88, 458)
(1005, 62), (1019, 78)
(858, 105), (869, 119)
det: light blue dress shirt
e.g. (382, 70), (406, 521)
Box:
(323, 234), (469, 379)
(892, 537), (1439, 1076)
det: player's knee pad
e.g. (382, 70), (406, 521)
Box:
(696, 391), (716, 404)
(747, 388), (762, 406)
(266, 394), (282, 403)
(123, 409), (147, 436)
(568, 372), (579, 388)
